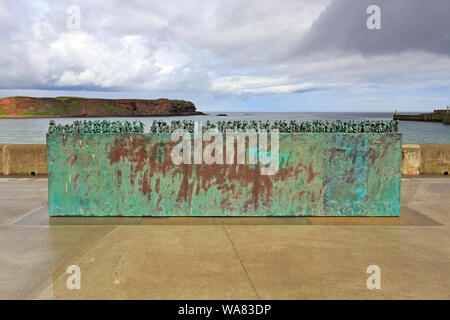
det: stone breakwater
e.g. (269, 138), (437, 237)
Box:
(0, 96), (203, 117)
(394, 109), (450, 124)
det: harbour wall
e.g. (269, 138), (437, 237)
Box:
(0, 143), (449, 176)
(393, 109), (450, 124)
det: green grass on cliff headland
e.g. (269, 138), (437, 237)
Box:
(17, 110), (57, 116)
(55, 96), (88, 101)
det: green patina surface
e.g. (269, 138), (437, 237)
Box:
(47, 132), (401, 216)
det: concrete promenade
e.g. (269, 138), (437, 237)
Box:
(0, 177), (449, 299)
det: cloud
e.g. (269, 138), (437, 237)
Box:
(0, 1), (214, 92)
(297, 0), (450, 56)
(0, 0), (449, 111)
(211, 76), (347, 96)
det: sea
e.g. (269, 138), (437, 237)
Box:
(0, 112), (449, 144)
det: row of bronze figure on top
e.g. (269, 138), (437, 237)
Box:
(47, 120), (145, 134)
(47, 119), (400, 134)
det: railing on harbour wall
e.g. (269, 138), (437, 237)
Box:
(46, 120), (402, 217)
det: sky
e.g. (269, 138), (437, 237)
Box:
(0, 0), (449, 112)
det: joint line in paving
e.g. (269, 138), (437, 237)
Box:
(223, 225), (260, 300)
(9, 206), (47, 226)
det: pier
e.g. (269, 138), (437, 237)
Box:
(394, 107), (450, 124)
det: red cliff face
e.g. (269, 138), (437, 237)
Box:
(0, 97), (203, 117)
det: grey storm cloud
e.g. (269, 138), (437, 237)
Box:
(297, 0), (450, 57)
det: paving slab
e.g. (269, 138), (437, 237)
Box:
(0, 178), (48, 225)
(408, 178), (450, 226)
(34, 226), (257, 300)
(0, 225), (115, 299)
(400, 178), (421, 205)
(225, 225), (450, 299)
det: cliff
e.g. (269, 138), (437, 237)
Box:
(0, 96), (203, 117)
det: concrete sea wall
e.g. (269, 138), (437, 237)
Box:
(1, 143), (448, 177)
(45, 133), (402, 216)
(402, 144), (450, 175)
(0, 144), (47, 175)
